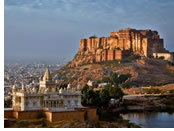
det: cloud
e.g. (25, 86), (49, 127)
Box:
(5, 0), (125, 15)
(5, 0), (174, 59)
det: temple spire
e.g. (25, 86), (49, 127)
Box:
(43, 66), (52, 81)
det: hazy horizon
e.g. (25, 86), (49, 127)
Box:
(5, 0), (174, 63)
(4, 55), (68, 64)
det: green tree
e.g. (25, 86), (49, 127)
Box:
(4, 99), (12, 106)
(99, 89), (110, 107)
(109, 72), (118, 84)
(96, 80), (101, 84)
(81, 84), (89, 105)
(117, 74), (130, 85)
(82, 84), (89, 94)
(81, 93), (87, 105)
(104, 85), (124, 99)
(102, 77), (112, 83)
(86, 89), (96, 105)
(94, 91), (101, 106)
(121, 81), (131, 88)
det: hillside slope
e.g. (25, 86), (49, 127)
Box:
(54, 58), (174, 88)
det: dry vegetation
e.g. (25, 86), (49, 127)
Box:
(54, 58), (174, 88)
(5, 118), (140, 128)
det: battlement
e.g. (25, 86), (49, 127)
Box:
(79, 28), (164, 57)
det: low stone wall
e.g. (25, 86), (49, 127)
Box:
(17, 111), (40, 120)
(75, 107), (98, 121)
(51, 111), (85, 122)
(5, 110), (41, 120)
(4, 110), (13, 118)
(4, 107), (98, 122)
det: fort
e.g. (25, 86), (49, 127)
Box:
(69, 28), (174, 67)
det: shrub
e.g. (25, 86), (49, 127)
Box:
(121, 54), (141, 63)
(121, 81), (131, 88)
(99, 89), (110, 107)
(144, 87), (161, 94)
(84, 68), (88, 70)
(159, 56), (165, 60)
(108, 72), (131, 86)
(4, 98), (12, 106)
(104, 85), (124, 99)
(117, 74), (131, 85)
(102, 77), (112, 83)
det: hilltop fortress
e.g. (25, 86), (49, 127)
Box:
(69, 28), (173, 67)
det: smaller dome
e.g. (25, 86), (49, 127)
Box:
(22, 84), (25, 90)
(12, 85), (16, 90)
(67, 83), (71, 90)
(59, 88), (63, 94)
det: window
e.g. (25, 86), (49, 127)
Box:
(25, 102), (28, 107)
(75, 100), (78, 105)
(33, 102), (36, 106)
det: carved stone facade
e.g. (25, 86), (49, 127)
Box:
(69, 28), (171, 67)
(12, 67), (82, 111)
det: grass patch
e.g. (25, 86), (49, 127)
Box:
(121, 55), (141, 63)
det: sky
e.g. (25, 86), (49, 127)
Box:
(4, 0), (174, 63)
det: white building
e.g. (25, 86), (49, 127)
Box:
(87, 80), (95, 87)
(98, 82), (109, 87)
(153, 52), (174, 63)
(12, 67), (82, 111)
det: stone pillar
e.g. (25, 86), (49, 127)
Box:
(21, 96), (24, 111)
(49, 101), (51, 107)
(46, 101), (48, 108)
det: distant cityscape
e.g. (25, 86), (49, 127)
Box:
(4, 61), (62, 101)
